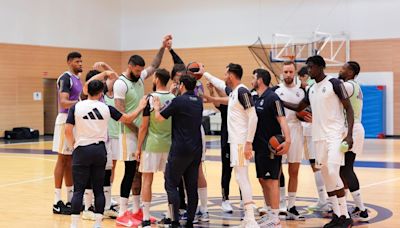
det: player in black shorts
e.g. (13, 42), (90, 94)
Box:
(251, 69), (291, 227)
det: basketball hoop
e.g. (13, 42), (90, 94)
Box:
(282, 55), (296, 62)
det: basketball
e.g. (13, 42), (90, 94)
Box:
(296, 106), (312, 122)
(187, 62), (202, 80)
(268, 134), (285, 154)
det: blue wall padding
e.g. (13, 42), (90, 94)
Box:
(361, 85), (386, 138)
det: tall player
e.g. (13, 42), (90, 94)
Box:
(339, 61), (369, 221)
(135, 69), (175, 228)
(283, 55), (354, 228)
(204, 63), (259, 228)
(52, 52), (83, 215)
(298, 66), (329, 211)
(114, 35), (171, 225)
(273, 61), (305, 220)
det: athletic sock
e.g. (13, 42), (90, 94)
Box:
(54, 188), (62, 204)
(287, 192), (296, 209)
(351, 190), (366, 211)
(280, 187), (286, 207)
(104, 186), (111, 210)
(119, 197), (129, 216)
(244, 204), (255, 220)
(329, 195), (340, 216)
(314, 171), (327, 203)
(338, 196), (350, 218)
(143, 201), (151, 220)
(198, 187), (208, 213)
(132, 195), (141, 213)
(84, 189), (93, 210)
(66, 186), (73, 203)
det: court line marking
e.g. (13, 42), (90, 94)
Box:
(361, 177), (400, 189)
(0, 176), (53, 188)
(0, 141), (50, 146)
(0, 154), (56, 162)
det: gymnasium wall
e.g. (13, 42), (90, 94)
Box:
(0, 43), (121, 137)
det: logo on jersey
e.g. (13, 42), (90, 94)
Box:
(259, 99), (264, 106)
(296, 92), (300, 97)
(83, 108), (104, 120)
(322, 87), (326, 93)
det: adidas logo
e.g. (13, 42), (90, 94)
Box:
(265, 172), (271, 177)
(83, 108), (104, 120)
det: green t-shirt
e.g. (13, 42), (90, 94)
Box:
(104, 94), (119, 138)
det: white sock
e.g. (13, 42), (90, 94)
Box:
(66, 186), (73, 203)
(54, 188), (62, 204)
(280, 187), (286, 204)
(143, 201), (151, 221)
(351, 190), (366, 211)
(338, 196), (349, 218)
(94, 213), (103, 227)
(104, 186), (111, 210)
(287, 192), (296, 209)
(244, 204), (255, 220)
(71, 214), (80, 228)
(132, 195), (141, 213)
(119, 197), (129, 216)
(271, 209), (279, 220)
(329, 196), (340, 216)
(198, 187), (208, 213)
(84, 189), (93, 210)
(314, 171), (327, 203)
(267, 205), (272, 217)
(345, 189), (351, 201)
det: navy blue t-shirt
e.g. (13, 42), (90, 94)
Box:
(160, 91), (203, 156)
(253, 88), (285, 153)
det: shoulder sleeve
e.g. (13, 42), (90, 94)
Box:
(142, 95), (153, 117)
(169, 49), (184, 64)
(113, 79), (128, 99)
(108, 106), (123, 121)
(270, 95), (285, 117)
(330, 78), (349, 100)
(58, 74), (72, 93)
(238, 87), (254, 110)
(160, 98), (176, 119)
(343, 81), (354, 97)
(66, 104), (76, 125)
(270, 85), (280, 92)
(225, 87), (232, 96)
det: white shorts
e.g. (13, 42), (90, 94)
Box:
(139, 151), (169, 173)
(314, 138), (344, 167)
(351, 123), (365, 155)
(52, 113), (72, 155)
(230, 143), (250, 167)
(286, 122), (304, 163)
(106, 138), (120, 170)
(304, 136), (316, 160)
(119, 132), (138, 161)
(201, 125), (206, 161)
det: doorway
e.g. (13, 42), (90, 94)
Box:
(43, 79), (58, 135)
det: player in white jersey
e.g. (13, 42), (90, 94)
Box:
(298, 66), (329, 211)
(273, 62), (305, 220)
(283, 55), (354, 228)
(339, 61), (369, 222)
(65, 80), (148, 228)
(204, 63), (259, 228)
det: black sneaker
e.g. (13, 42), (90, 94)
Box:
(335, 215), (353, 228)
(158, 217), (172, 227)
(323, 214), (340, 228)
(286, 206), (305, 221)
(351, 207), (369, 222)
(53, 200), (71, 215)
(185, 221), (194, 228)
(142, 220), (151, 228)
(168, 221), (180, 228)
(65, 202), (72, 208)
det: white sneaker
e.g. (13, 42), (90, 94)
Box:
(221, 200), (233, 213)
(82, 210), (95, 221)
(257, 206), (268, 216)
(104, 206), (118, 219)
(235, 218), (260, 228)
(258, 217), (281, 228)
(307, 201), (331, 212)
(257, 214), (270, 225)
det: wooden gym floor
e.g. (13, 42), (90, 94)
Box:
(0, 136), (399, 228)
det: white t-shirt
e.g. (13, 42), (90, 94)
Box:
(274, 83), (305, 124)
(66, 99), (122, 148)
(307, 75), (349, 141)
(114, 70), (148, 99)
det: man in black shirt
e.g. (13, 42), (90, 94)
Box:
(251, 69), (291, 227)
(154, 75), (203, 228)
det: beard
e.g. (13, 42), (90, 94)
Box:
(338, 73), (346, 80)
(129, 72), (140, 82)
(284, 77), (294, 85)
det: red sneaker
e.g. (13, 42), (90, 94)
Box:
(116, 211), (134, 227)
(131, 208), (143, 221)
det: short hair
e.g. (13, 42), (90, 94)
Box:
(155, 68), (170, 86)
(171, 64), (186, 79)
(283, 61), (296, 69)
(226, 63), (243, 79)
(85, 70), (101, 81)
(128, 55), (145, 67)
(306, 55), (326, 68)
(87, 80), (104, 96)
(179, 74), (196, 91)
(253, 68), (271, 86)
(347, 61), (361, 76)
(67, 52), (81, 62)
(298, 66), (308, 76)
